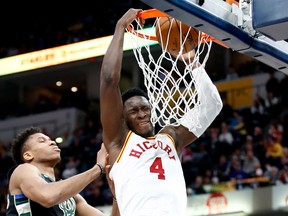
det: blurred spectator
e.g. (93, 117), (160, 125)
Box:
(182, 146), (194, 164)
(231, 111), (248, 144)
(83, 118), (98, 139)
(0, 145), (12, 216)
(250, 93), (267, 126)
(232, 147), (246, 168)
(267, 119), (283, 143)
(0, 145), (15, 179)
(264, 165), (281, 186)
(281, 110), (288, 148)
(95, 126), (103, 145)
(281, 147), (288, 169)
(216, 154), (230, 182)
(202, 169), (214, 185)
(242, 149), (261, 178)
(225, 154), (242, 178)
(191, 176), (207, 195)
(265, 135), (283, 169)
(218, 121), (235, 155)
(229, 161), (247, 189)
(205, 127), (222, 162)
(67, 127), (86, 159)
(278, 166), (288, 184)
(279, 75), (288, 108)
(265, 71), (280, 98)
(242, 135), (254, 152)
(62, 156), (79, 179)
(83, 177), (111, 206)
(193, 143), (211, 171)
(182, 145), (196, 186)
(252, 126), (267, 169)
(264, 91), (281, 118)
(0, 184), (7, 216)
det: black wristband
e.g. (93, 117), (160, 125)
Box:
(112, 194), (117, 202)
(96, 163), (104, 176)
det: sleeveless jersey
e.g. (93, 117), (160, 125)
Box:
(110, 131), (187, 216)
(6, 173), (76, 216)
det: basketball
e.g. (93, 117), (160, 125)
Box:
(155, 17), (199, 57)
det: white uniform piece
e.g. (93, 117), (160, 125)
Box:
(110, 131), (187, 216)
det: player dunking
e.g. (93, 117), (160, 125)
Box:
(100, 8), (223, 216)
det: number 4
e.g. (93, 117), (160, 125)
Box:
(150, 157), (165, 180)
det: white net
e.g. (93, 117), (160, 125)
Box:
(126, 15), (213, 128)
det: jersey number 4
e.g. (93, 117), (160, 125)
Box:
(150, 157), (165, 180)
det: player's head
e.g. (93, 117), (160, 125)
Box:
(122, 87), (154, 137)
(12, 127), (60, 165)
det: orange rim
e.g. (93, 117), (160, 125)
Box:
(127, 9), (169, 40)
(127, 9), (229, 48)
(137, 8), (170, 19)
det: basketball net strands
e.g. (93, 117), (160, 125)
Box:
(126, 9), (225, 130)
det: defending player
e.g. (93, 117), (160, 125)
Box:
(6, 127), (119, 216)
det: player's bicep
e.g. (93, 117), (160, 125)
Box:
(14, 165), (50, 201)
(100, 83), (124, 145)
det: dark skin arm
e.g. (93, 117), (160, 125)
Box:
(106, 164), (119, 216)
(162, 58), (221, 155)
(105, 153), (120, 216)
(100, 8), (142, 164)
(161, 125), (197, 156)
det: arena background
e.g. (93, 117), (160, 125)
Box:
(1, 0), (288, 215)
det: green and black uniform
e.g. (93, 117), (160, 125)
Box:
(6, 173), (76, 216)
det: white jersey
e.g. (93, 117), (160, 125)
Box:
(110, 131), (187, 216)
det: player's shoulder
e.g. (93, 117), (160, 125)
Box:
(17, 163), (38, 171)
(11, 163), (39, 178)
(8, 164), (41, 193)
(158, 126), (177, 139)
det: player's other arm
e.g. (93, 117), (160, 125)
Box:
(163, 66), (223, 152)
(74, 194), (105, 216)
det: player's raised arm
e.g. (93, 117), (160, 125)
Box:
(100, 8), (142, 154)
(160, 65), (223, 156)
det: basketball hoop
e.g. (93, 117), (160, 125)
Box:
(125, 9), (219, 130)
(127, 9), (228, 47)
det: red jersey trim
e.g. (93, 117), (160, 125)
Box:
(116, 130), (133, 163)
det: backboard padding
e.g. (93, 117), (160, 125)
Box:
(140, 0), (288, 75)
(252, 0), (288, 41)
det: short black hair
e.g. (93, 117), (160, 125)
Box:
(121, 87), (149, 104)
(11, 127), (42, 165)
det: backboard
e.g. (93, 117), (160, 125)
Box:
(139, 0), (288, 75)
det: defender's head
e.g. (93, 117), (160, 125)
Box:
(12, 127), (60, 165)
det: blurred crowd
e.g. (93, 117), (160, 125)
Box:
(0, 1), (150, 59)
(183, 71), (288, 195)
(1, 69), (288, 215)
(2, 1), (288, 215)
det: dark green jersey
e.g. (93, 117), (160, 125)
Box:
(6, 173), (76, 216)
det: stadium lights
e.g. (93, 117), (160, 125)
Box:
(0, 27), (157, 76)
